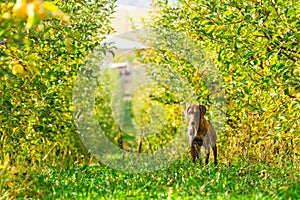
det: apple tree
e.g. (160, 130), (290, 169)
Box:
(0, 0), (116, 177)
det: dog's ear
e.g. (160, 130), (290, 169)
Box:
(198, 105), (206, 115)
(185, 105), (191, 118)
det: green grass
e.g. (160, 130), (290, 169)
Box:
(15, 159), (299, 199)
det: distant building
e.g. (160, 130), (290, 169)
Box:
(109, 62), (132, 96)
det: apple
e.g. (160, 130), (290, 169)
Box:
(12, 64), (27, 75)
(12, 0), (28, 20)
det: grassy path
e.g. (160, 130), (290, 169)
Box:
(20, 159), (299, 199)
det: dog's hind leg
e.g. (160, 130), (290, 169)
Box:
(195, 144), (202, 164)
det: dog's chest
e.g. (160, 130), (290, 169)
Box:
(197, 119), (209, 137)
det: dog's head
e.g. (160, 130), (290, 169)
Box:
(198, 104), (206, 118)
(185, 104), (207, 126)
(185, 104), (206, 117)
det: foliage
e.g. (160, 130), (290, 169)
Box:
(141, 0), (300, 165)
(0, 0), (116, 196)
(1, 0), (299, 198)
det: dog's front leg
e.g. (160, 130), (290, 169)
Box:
(205, 147), (210, 165)
(195, 144), (200, 160)
(188, 126), (197, 162)
(190, 145), (197, 163)
(212, 144), (218, 165)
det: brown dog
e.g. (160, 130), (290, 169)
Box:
(186, 104), (217, 165)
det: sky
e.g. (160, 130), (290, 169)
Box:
(116, 0), (179, 8)
(116, 0), (153, 8)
